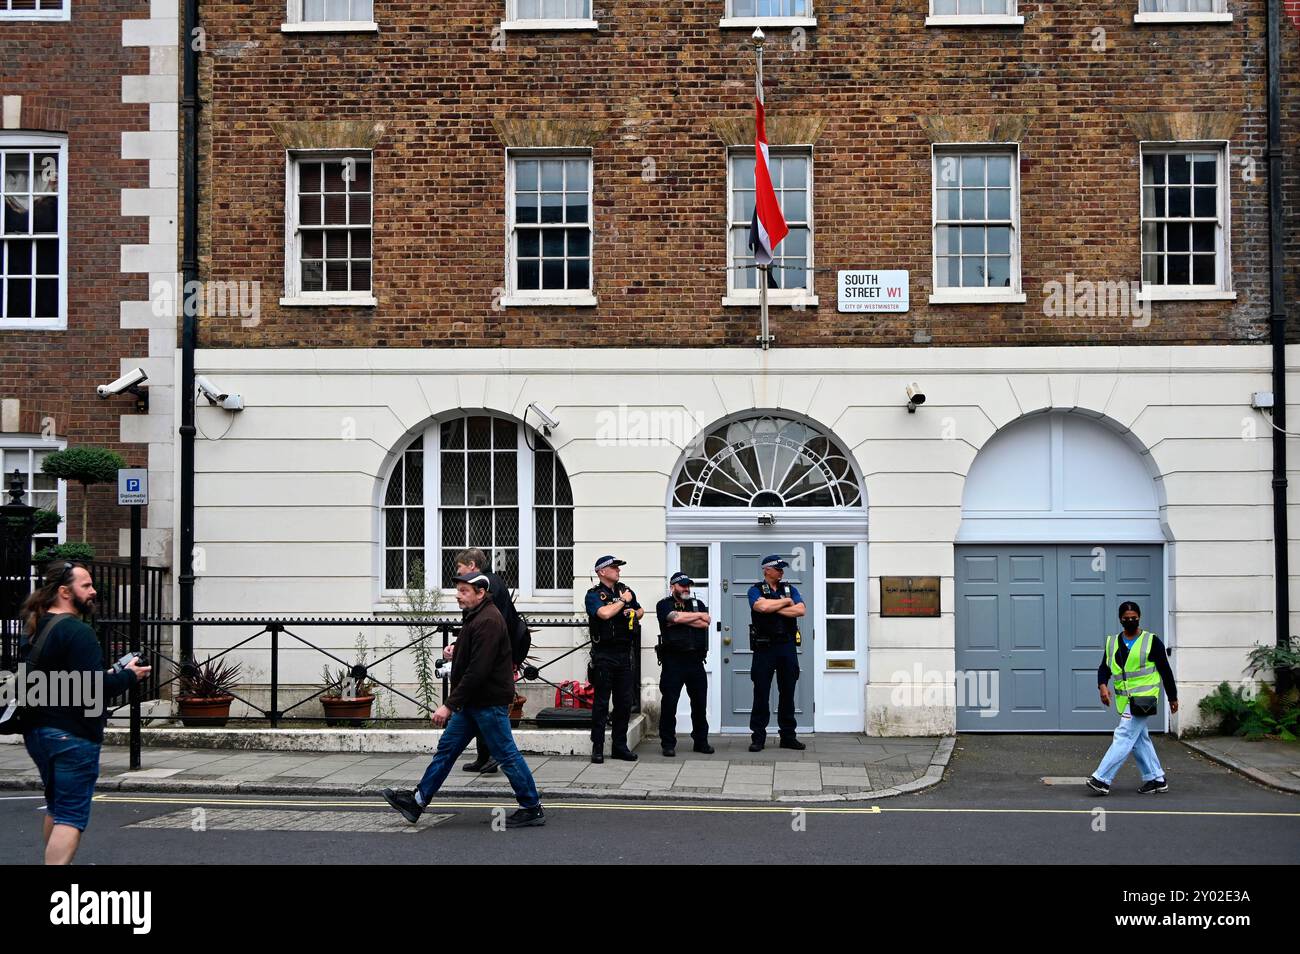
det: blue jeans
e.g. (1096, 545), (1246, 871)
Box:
(1093, 710), (1164, 784)
(24, 725), (101, 831)
(416, 706), (540, 809)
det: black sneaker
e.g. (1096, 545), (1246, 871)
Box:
(383, 787), (423, 824)
(506, 806), (546, 829)
(693, 742), (715, 754)
(1085, 776), (1111, 796)
(661, 746), (676, 757)
(748, 741), (765, 752)
(779, 737), (806, 751)
(463, 756), (499, 774)
(1138, 778), (1169, 794)
(611, 748), (639, 762)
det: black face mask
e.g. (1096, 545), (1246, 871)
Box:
(1121, 618), (1140, 632)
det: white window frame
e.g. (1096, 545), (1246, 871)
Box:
(0, 133), (68, 330)
(926, 0), (1024, 27)
(501, 0), (598, 31)
(282, 0), (378, 32)
(929, 143), (1026, 305)
(0, 0), (69, 22)
(1134, 0), (1232, 24)
(281, 149), (377, 307)
(1136, 141), (1236, 302)
(719, 0), (817, 29)
(501, 149), (597, 308)
(0, 435), (68, 563)
(822, 543), (857, 662)
(723, 145), (819, 308)
(375, 416), (575, 608)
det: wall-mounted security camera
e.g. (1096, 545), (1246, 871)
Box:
(195, 375), (244, 412)
(757, 512), (777, 527)
(97, 368), (149, 412)
(527, 402), (560, 435)
(906, 382), (926, 414)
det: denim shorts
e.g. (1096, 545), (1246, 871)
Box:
(24, 725), (101, 831)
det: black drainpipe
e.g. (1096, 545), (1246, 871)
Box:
(1266, 0), (1291, 690)
(179, 0), (199, 660)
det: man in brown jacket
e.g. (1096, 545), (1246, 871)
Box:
(382, 572), (544, 828)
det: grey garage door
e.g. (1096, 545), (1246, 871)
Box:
(955, 544), (1164, 731)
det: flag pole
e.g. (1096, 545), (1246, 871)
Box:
(753, 28), (772, 351)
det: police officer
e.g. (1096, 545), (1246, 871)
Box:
(654, 572), (715, 758)
(584, 555), (643, 764)
(747, 554), (806, 752)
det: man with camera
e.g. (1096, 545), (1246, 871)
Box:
(383, 571), (545, 829)
(584, 555), (643, 764)
(15, 562), (151, 864)
(1086, 601), (1179, 796)
(747, 554), (805, 753)
(654, 571), (714, 758)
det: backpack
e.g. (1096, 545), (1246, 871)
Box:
(0, 615), (62, 736)
(554, 679), (595, 709)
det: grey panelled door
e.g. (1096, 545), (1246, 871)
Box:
(720, 542), (813, 732)
(955, 545), (1164, 731)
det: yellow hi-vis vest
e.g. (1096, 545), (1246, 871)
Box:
(1107, 629), (1161, 715)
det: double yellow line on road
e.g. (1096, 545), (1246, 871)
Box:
(95, 793), (1300, 819)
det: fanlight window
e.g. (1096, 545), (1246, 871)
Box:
(673, 416), (861, 508)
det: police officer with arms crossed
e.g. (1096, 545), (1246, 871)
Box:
(584, 555), (643, 764)
(654, 572), (715, 758)
(747, 554), (806, 752)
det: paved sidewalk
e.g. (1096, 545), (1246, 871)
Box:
(0, 734), (954, 803)
(1181, 735), (1300, 794)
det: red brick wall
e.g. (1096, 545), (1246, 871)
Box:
(0, 2), (152, 555)
(190, 2), (1292, 348)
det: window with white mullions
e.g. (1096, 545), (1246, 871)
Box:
(511, 0), (590, 18)
(1, 140), (65, 325)
(0, 0), (66, 18)
(729, 0), (811, 15)
(0, 439), (66, 566)
(291, 153), (372, 296)
(933, 149), (1018, 291)
(678, 546), (710, 589)
(729, 150), (811, 293)
(824, 545), (855, 653)
(1141, 148), (1225, 288)
(931, 0), (1014, 13)
(300, 0), (372, 20)
(381, 414), (575, 598)
(1139, 0), (1223, 12)
(510, 155), (592, 294)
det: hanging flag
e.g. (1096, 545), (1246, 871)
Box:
(748, 65), (788, 268)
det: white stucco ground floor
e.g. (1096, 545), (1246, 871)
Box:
(173, 344), (1300, 736)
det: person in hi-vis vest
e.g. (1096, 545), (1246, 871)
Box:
(1086, 601), (1179, 796)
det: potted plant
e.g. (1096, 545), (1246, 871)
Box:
(40, 447), (126, 544)
(32, 540), (95, 569)
(319, 664), (376, 725)
(176, 657), (242, 727)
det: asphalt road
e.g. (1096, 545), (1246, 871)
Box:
(3, 736), (1296, 865)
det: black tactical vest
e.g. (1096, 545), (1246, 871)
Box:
(588, 584), (636, 653)
(750, 581), (798, 642)
(660, 597), (707, 655)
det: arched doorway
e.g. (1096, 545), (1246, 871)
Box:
(955, 411), (1167, 732)
(667, 413), (868, 733)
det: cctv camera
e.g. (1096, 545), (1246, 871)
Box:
(96, 368), (148, 399)
(195, 376), (228, 404)
(528, 402), (561, 432)
(906, 382), (926, 413)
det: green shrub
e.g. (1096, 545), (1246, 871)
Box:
(32, 541), (96, 568)
(41, 448), (127, 542)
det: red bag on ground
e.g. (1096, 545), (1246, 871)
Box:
(555, 680), (595, 709)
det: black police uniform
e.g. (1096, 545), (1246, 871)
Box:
(654, 594), (710, 751)
(748, 579), (802, 744)
(584, 582), (640, 755)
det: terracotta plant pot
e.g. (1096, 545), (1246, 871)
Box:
(509, 693), (526, 728)
(321, 695), (375, 725)
(177, 695), (234, 728)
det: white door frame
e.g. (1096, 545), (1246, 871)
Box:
(667, 509), (869, 733)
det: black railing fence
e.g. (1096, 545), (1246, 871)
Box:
(93, 614), (639, 730)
